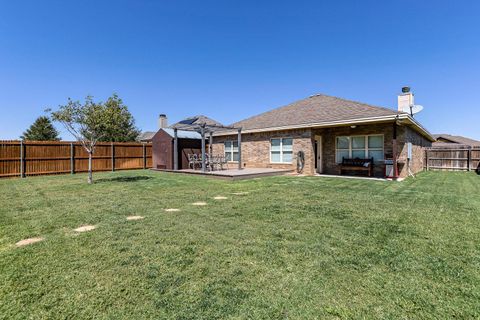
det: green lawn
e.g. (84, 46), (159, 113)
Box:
(0, 170), (479, 319)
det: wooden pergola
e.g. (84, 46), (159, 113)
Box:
(170, 115), (242, 173)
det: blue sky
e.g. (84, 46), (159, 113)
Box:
(1, 0), (479, 140)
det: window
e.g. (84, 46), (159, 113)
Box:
(336, 135), (384, 163)
(224, 141), (238, 162)
(271, 138), (293, 163)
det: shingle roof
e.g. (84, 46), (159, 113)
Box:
(137, 131), (156, 141)
(433, 134), (480, 146)
(231, 94), (401, 130)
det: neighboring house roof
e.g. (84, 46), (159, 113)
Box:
(138, 129), (202, 141)
(171, 115), (226, 130)
(433, 134), (480, 146)
(137, 131), (156, 141)
(219, 94), (434, 141)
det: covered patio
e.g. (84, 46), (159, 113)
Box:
(170, 115), (242, 173)
(160, 115), (293, 179)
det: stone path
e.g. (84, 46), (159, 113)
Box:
(14, 189), (251, 249)
(126, 216), (144, 221)
(15, 237), (44, 247)
(74, 225), (96, 233)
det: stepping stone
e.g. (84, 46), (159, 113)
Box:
(126, 216), (144, 221)
(165, 208), (180, 212)
(192, 202), (207, 206)
(232, 192), (249, 195)
(213, 196), (228, 200)
(15, 237), (44, 247)
(74, 225), (96, 233)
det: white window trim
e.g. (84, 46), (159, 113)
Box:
(270, 138), (293, 164)
(224, 141), (239, 163)
(335, 134), (384, 163)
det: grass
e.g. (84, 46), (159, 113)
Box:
(0, 170), (479, 319)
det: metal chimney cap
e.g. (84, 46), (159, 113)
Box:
(401, 86), (411, 93)
(159, 114), (167, 118)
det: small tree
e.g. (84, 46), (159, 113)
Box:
(51, 96), (105, 184)
(21, 116), (60, 141)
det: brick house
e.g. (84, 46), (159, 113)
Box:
(212, 92), (434, 178)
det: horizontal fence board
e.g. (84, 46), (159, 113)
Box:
(0, 140), (152, 178)
(426, 147), (480, 172)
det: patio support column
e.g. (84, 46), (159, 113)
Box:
(201, 125), (206, 173)
(237, 128), (242, 170)
(173, 128), (178, 170)
(209, 132), (213, 157)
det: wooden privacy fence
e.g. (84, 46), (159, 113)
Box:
(0, 140), (152, 178)
(425, 147), (480, 171)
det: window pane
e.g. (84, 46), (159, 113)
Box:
(232, 142), (238, 152)
(271, 151), (281, 162)
(225, 152), (231, 161)
(337, 137), (349, 149)
(352, 136), (365, 149)
(336, 150), (350, 163)
(352, 150), (366, 158)
(368, 135), (383, 148)
(224, 141), (231, 151)
(282, 151), (293, 163)
(282, 138), (293, 151)
(271, 139), (281, 151)
(368, 150), (384, 162)
(233, 152), (239, 161)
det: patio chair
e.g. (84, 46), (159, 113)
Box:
(188, 154), (202, 170)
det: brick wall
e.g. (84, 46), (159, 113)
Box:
(312, 123), (394, 177)
(212, 122), (431, 178)
(397, 125), (432, 177)
(212, 129), (315, 175)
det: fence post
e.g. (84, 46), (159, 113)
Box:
(143, 144), (146, 169)
(70, 143), (75, 174)
(20, 141), (25, 178)
(467, 148), (471, 171)
(425, 149), (429, 171)
(111, 143), (115, 172)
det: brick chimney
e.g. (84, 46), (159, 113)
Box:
(158, 114), (168, 129)
(398, 86), (414, 113)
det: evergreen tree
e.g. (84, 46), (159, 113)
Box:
(21, 116), (60, 141)
(96, 94), (140, 142)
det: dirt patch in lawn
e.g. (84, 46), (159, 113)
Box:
(15, 237), (44, 247)
(165, 208), (181, 212)
(74, 225), (96, 233)
(213, 196), (228, 200)
(192, 202), (207, 206)
(232, 192), (249, 195)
